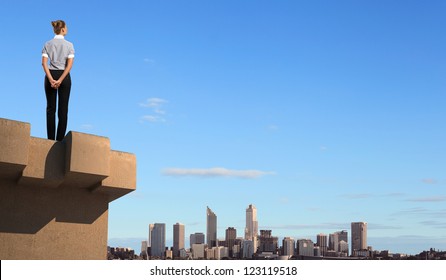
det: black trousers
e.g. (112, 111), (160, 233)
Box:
(45, 70), (71, 141)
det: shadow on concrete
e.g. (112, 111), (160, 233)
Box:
(0, 143), (108, 235)
(44, 140), (65, 185)
(0, 182), (108, 234)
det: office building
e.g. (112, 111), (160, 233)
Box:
(245, 204), (259, 253)
(282, 237), (295, 256)
(242, 240), (255, 259)
(140, 241), (148, 259)
(206, 206), (217, 248)
(339, 240), (349, 256)
(317, 233), (328, 256)
(192, 243), (206, 259)
(173, 223), (185, 258)
(190, 232), (205, 246)
(351, 222), (367, 253)
(329, 233), (339, 252)
(258, 230), (278, 253)
(225, 227), (237, 258)
(337, 230), (349, 255)
(149, 223), (166, 258)
(296, 239), (314, 257)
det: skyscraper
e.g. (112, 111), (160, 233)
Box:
(190, 232), (205, 246)
(328, 233), (339, 252)
(245, 204), (258, 253)
(206, 206), (217, 248)
(149, 223), (166, 258)
(282, 237), (295, 256)
(338, 230), (349, 255)
(173, 223), (185, 258)
(225, 227), (237, 258)
(351, 222), (367, 253)
(258, 230), (278, 253)
(316, 233), (328, 256)
(296, 239), (314, 257)
(148, 224), (154, 247)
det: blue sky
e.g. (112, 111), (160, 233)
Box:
(1, 0), (445, 255)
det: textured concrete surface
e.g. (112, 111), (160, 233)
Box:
(0, 118), (136, 259)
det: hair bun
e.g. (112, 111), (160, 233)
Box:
(51, 20), (66, 34)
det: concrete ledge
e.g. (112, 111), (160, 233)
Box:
(0, 118), (30, 179)
(0, 118), (137, 259)
(19, 137), (65, 188)
(0, 118), (136, 201)
(64, 132), (111, 188)
(94, 151), (137, 201)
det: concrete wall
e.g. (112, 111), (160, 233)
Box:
(0, 118), (136, 259)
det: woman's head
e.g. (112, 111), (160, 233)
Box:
(51, 20), (67, 35)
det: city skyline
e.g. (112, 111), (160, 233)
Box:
(142, 205), (376, 258)
(115, 202), (442, 256)
(1, 0), (445, 256)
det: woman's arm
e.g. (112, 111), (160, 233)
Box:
(53, 58), (74, 88)
(42, 56), (56, 86)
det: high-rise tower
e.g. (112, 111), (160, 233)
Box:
(173, 223), (185, 258)
(282, 237), (295, 256)
(351, 222), (367, 253)
(225, 227), (237, 257)
(245, 204), (258, 253)
(316, 233), (328, 256)
(149, 223), (166, 258)
(206, 207), (217, 248)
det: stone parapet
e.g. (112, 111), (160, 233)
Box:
(0, 118), (137, 259)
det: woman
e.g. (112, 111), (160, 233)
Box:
(42, 20), (75, 141)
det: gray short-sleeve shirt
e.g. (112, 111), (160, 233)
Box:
(42, 35), (75, 70)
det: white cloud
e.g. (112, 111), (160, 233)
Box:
(154, 108), (166, 115)
(140, 98), (168, 123)
(162, 167), (276, 179)
(419, 220), (446, 229)
(141, 115), (166, 123)
(392, 207), (446, 219)
(342, 193), (374, 199)
(422, 178), (438, 185)
(383, 192), (406, 198)
(143, 58), (155, 64)
(80, 124), (94, 130)
(267, 124), (279, 131)
(265, 222), (350, 230)
(406, 196), (446, 203)
(140, 98), (167, 108)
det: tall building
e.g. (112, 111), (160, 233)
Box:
(242, 240), (255, 259)
(148, 224), (154, 247)
(351, 222), (367, 253)
(149, 223), (166, 258)
(192, 244), (206, 259)
(316, 233), (328, 256)
(190, 232), (205, 246)
(173, 223), (185, 258)
(329, 230), (349, 254)
(206, 206), (217, 248)
(225, 227), (237, 258)
(245, 204), (258, 253)
(328, 233), (339, 252)
(339, 240), (349, 256)
(296, 239), (314, 257)
(140, 241), (148, 259)
(282, 237), (295, 256)
(338, 230), (348, 244)
(258, 230), (278, 253)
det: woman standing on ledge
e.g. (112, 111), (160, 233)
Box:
(42, 20), (75, 141)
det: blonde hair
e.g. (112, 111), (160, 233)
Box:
(51, 20), (66, 35)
